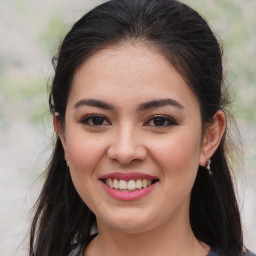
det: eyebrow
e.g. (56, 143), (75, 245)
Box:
(73, 98), (184, 111)
(73, 99), (115, 110)
(137, 98), (184, 111)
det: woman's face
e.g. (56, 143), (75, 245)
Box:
(58, 44), (206, 233)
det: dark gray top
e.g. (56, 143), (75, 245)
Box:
(67, 234), (255, 256)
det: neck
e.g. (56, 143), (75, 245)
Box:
(85, 215), (209, 256)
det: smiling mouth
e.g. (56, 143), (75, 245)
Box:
(102, 178), (159, 192)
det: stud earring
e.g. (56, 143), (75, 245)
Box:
(206, 159), (213, 176)
(66, 160), (70, 168)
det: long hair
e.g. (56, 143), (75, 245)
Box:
(29, 0), (243, 255)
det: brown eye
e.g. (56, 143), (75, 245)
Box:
(144, 115), (177, 127)
(152, 117), (166, 126)
(80, 115), (110, 126)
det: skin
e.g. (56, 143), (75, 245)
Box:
(54, 43), (226, 256)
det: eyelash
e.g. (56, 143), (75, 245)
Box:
(80, 114), (177, 127)
(144, 115), (178, 127)
(80, 114), (111, 126)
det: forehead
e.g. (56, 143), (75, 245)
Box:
(68, 43), (199, 111)
(74, 43), (168, 86)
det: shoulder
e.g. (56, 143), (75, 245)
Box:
(208, 247), (256, 256)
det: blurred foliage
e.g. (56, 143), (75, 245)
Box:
(1, 0), (255, 128)
(184, 0), (256, 123)
(1, 71), (48, 125)
(39, 9), (68, 57)
(0, 58), (4, 75)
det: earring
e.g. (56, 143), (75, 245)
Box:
(66, 160), (70, 168)
(206, 159), (213, 176)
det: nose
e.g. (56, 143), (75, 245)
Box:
(107, 124), (147, 165)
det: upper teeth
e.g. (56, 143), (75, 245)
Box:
(105, 178), (153, 190)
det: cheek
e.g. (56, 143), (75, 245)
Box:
(66, 135), (108, 209)
(151, 131), (202, 178)
(66, 133), (108, 177)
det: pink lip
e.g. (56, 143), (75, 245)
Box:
(99, 172), (158, 181)
(102, 181), (157, 201)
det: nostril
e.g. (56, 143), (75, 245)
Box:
(107, 143), (147, 165)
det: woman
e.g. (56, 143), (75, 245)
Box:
(29, 0), (255, 255)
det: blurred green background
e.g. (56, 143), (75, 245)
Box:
(0, 0), (255, 255)
(1, 0), (255, 128)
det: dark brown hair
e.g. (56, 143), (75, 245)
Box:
(29, 0), (242, 255)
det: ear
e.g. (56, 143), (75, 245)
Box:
(53, 112), (68, 161)
(199, 109), (226, 167)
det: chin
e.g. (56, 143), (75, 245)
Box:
(98, 210), (157, 234)
(110, 222), (152, 234)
